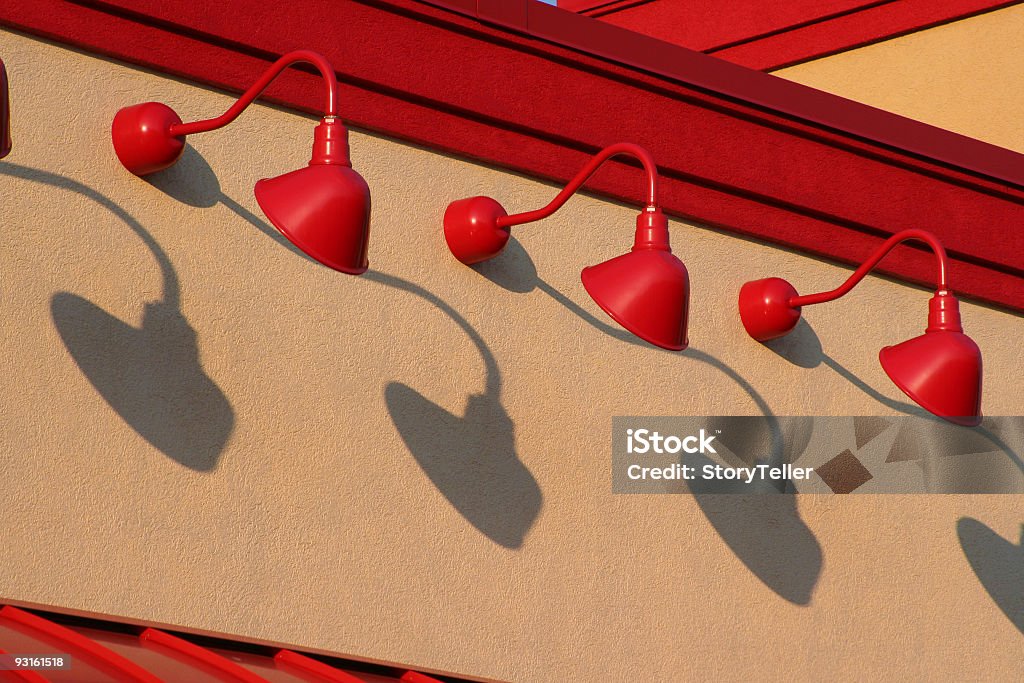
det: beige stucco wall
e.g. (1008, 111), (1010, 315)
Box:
(778, 3), (1024, 155)
(0, 28), (1021, 682)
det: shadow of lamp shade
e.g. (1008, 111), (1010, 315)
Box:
(0, 160), (234, 470)
(111, 50), (370, 273)
(957, 518), (1024, 633)
(442, 143), (689, 350)
(385, 383), (540, 549)
(739, 229), (982, 426)
(1, 58), (10, 159)
(52, 295), (233, 471)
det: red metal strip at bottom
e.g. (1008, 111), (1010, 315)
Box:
(0, 607), (162, 683)
(273, 650), (364, 683)
(401, 671), (444, 683)
(140, 629), (270, 683)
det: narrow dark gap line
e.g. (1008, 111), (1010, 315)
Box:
(761, 0), (1024, 71)
(705, 0), (896, 54)
(585, 0), (657, 19)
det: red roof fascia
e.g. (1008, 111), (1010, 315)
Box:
(0, 0), (1021, 311)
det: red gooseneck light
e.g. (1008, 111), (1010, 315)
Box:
(1, 58), (11, 159)
(738, 229), (982, 426)
(111, 50), (370, 274)
(443, 143), (689, 350)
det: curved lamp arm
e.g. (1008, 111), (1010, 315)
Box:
(170, 50), (338, 137)
(790, 229), (950, 307)
(739, 228), (980, 425)
(441, 142), (687, 350)
(113, 50), (349, 176)
(496, 142), (659, 229)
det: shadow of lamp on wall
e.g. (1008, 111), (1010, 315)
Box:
(136, 135), (541, 546)
(366, 271), (542, 550)
(0, 164), (233, 472)
(143, 145), (543, 545)
(457, 166), (815, 569)
(957, 518), (1024, 634)
(143, 143), (325, 266)
(0, 59), (232, 470)
(469, 237), (822, 601)
(679, 415), (822, 605)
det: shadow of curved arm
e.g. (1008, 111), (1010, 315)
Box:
(365, 271), (540, 550)
(1, 163), (233, 471)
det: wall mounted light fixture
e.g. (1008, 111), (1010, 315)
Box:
(111, 50), (370, 274)
(1, 58), (11, 159)
(739, 229), (982, 426)
(443, 143), (689, 350)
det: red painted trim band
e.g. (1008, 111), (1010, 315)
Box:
(0, 602), (483, 683)
(401, 671), (445, 683)
(559, 0), (648, 13)
(1, 0), (1022, 312)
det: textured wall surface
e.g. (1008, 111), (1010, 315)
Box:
(0, 28), (1021, 682)
(779, 3), (1024, 154)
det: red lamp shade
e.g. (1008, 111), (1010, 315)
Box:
(110, 51), (370, 274)
(879, 294), (982, 426)
(738, 230), (983, 426)
(255, 162), (370, 274)
(581, 209), (689, 350)
(442, 143), (689, 350)
(1, 57), (10, 159)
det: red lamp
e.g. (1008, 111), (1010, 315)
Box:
(443, 143), (689, 350)
(1, 58), (11, 159)
(111, 50), (370, 274)
(739, 229), (982, 426)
